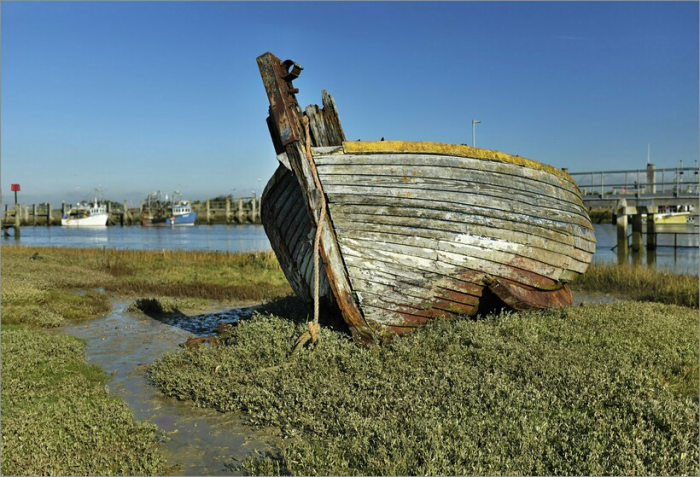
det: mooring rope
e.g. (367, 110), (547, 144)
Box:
(292, 115), (327, 352)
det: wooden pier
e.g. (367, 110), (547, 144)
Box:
(1, 206), (21, 238)
(612, 199), (697, 253)
(1, 197), (262, 228)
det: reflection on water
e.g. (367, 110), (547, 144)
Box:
(593, 223), (698, 275)
(1, 224), (271, 253)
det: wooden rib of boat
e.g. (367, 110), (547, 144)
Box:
(258, 52), (596, 345)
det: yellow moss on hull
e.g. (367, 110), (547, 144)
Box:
(342, 140), (575, 185)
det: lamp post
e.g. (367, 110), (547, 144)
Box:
(472, 120), (481, 147)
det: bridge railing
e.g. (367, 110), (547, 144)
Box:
(569, 166), (699, 198)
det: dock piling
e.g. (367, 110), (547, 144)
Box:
(615, 199), (629, 254)
(631, 212), (643, 252)
(645, 206), (657, 250)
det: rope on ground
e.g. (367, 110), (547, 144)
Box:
(292, 115), (327, 353)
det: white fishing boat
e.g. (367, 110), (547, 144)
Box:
(61, 199), (109, 226)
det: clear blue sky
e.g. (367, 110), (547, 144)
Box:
(2, 1), (698, 206)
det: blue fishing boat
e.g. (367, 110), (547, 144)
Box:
(141, 191), (198, 227)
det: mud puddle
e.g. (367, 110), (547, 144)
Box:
(59, 300), (276, 475)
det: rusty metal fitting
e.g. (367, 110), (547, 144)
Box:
(281, 59), (303, 81)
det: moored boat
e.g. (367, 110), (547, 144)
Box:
(258, 52), (596, 345)
(61, 199), (109, 226)
(141, 191), (198, 227)
(652, 205), (695, 224)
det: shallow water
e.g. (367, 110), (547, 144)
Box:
(59, 300), (275, 476)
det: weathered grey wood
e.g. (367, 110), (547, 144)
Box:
(283, 141), (375, 344)
(261, 164), (330, 302)
(343, 257), (484, 298)
(277, 187), (304, 232)
(351, 276), (480, 310)
(340, 237), (559, 289)
(327, 199), (582, 246)
(339, 228), (589, 275)
(287, 203), (314, 262)
(360, 305), (432, 330)
(331, 206), (595, 254)
(314, 153), (584, 204)
(261, 170), (311, 301)
(317, 163), (584, 209)
(323, 185), (592, 231)
(336, 221), (593, 268)
(320, 174), (587, 218)
(305, 90), (346, 147)
(257, 54), (593, 342)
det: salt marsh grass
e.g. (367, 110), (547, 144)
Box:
(150, 302), (699, 476)
(3, 245), (698, 475)
(1, 326), (166, 475)
(573, 262), (698, 308)
(2, 246), (291, 328)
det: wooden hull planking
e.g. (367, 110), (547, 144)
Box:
(314, 144), (595, 335)
(261, 164), (331, 303)
(260, 142), (595, 342)
(256, 52), (596, 344)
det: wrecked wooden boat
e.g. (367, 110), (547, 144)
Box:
(258, 52), (596, 345)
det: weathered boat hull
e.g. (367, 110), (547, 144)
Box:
(261, 141), (595, 338)
(257, 51), (596, 344)
(311, 141), (595, 336)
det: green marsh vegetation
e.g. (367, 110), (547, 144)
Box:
(149, 303), (699, 476)
(2, 246), (698, 475)
(1, 326), (166, 475)
(1, 245), (290, 476)
(149, 263), (700, 476)
(572, 262), (698, 308)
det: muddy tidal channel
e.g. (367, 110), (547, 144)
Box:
(60, 299), (275, 475)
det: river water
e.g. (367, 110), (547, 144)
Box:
(3, 222), (698, 274)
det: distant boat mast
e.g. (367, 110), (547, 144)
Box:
(647, 143), (651, 164)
